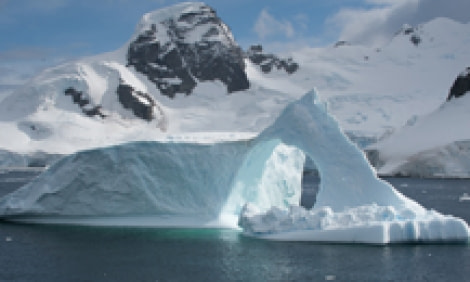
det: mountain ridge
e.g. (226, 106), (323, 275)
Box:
(0, 3), (470, 178)
(0, 2), (301, 158)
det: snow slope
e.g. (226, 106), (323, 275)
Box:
(369, 87), (470, 177)
(1, 91), (467, 243)
(288, 18), (470, 142)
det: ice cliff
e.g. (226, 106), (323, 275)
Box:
(0, 91), (468, 243)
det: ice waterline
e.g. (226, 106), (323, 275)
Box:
(0, 90), (468, 244)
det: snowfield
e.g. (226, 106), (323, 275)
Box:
(370, 93), (470, 177)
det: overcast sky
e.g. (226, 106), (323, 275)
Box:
(1, 0), (469, 93)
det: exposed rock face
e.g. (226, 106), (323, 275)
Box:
(127, 3), (249, 98)
(116, 81), (168, 131)
(247, 45), (299, 74)
(117, 81), (157, 121)
(64, 87), (106, 118)
(334, 41), (350, 48)
(364, 149), (384, 169)
(410, 34), (421, 46)
(447, 68), (470, 101)
(397, 24), (422, 46)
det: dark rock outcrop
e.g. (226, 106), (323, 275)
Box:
(247, 45), (299, 74)
(64, 83), (167, 130)
(127, 4), (249, 98)
(396, 24), (421, 46)
(334, 41), (350, 48)
(410, 34), (421, 46)
(64, 87), (106, 118)
(402, 26), (415, 35)
(447, 68), (470, 101)
(364, 149), (384, 169)
(116, 81), (157, 121)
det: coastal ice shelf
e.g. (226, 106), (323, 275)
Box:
(0, 91), (468, 244)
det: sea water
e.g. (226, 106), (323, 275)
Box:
(0, 171), (469, 281)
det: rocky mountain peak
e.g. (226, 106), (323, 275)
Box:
(127, 2), (249, 98)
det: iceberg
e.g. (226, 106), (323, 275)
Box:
(0, 138), (304, 229)
(0, 90), (468, 244)
(238, 91), (469, 243)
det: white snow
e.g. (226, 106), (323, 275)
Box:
(285, 18), (470, 141)
(134, 2), (233, 47)
(76, 63), (108, 102)
(370, 93), (470, 177)
(136, 2), (208, 35)
(0, 90), (468, 244)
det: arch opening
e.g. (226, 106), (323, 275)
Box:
(300, 157), (320, 210)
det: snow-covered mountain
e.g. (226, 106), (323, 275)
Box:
(368, 68), (470, 177)
(289, 17), (470, 144)
(0, 2), (469, 176)
(0, 2), (302, 161)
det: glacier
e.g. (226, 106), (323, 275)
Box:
(0, 90), (468, 244)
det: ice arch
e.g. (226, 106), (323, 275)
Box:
(0, 90), (468, 243)
(251, 92), (422, 212)
(237, 92), (469, 243)
(220, 91), (423, 222)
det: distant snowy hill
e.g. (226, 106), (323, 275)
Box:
(289, 17), (470, 145)
(0, 2), (469, 176)
(368, 68), (470, 177)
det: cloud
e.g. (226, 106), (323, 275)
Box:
(254, 9), (295, 40)
(0, 63), (36, 98)
(0, 66), (31, 85)
(329, 0), (470, 46)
